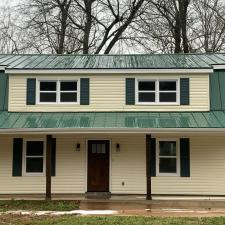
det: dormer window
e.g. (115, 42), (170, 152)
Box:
(37, 80), (79, 104)
(136, 79), (179, 104)
(39, 81), (57, 102)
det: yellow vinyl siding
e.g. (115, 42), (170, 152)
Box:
(110, 135), (146, 194)
(0, 134), (146, 194)
(0, 135), (45, 194)
(1, 134), (224, 195)
(152, 135), (225, 195)
(8, 74), (209, 112)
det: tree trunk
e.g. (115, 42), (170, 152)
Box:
(174, 12), (182, 53)
(56, 0), (72, 54)
(83, 0), (93, 54)
(179, 0), (190, 53)
(57, 7), (68, 54)
(104, 0), (145, 54)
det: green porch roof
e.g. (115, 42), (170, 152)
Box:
(1, 53), (225, 70)
(1, 111), (225, 130)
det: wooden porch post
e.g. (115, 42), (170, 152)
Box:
(146, 134), (152, 200)
(46, 135), (52, 200)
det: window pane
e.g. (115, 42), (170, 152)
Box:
(60, 93), (77, 102)
(139, 93), (155, 102)
(40, 82), (56, 91)
(97, 144), (106, 154)
(159, 141), (176, 156)
(159, 93), (176, 102)
(26, 158), (43, 173)
(91, 144), (106, 154)
(61, 82), (77, 91)
(139, 81), (155, 91)
(92, 144), (96, 153)
(159, 81), (176, 91)
(40, 93), (56, 102)
(27, 141), (44, 156)
(159, 158), (176, 173)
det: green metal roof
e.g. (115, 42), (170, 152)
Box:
(1, 53), (225, 70)
(1, 111), (225, 130)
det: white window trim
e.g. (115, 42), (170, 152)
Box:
(156, 138), (180, 177)
(36, 79), (80, 104)
(135, 79), (180, 105)
(22, 138), (46, 176)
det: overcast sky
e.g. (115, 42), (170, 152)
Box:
(0, 0), (17, 7)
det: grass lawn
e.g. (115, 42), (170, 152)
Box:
(1, 216), (225, 225)
(0, 200), (79, 212)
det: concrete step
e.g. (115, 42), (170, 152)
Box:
(85, 192), (111, 199)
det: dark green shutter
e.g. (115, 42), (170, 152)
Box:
(80, 78), (89, 105)
(26, 78), (36, 105)
(180, 138), (190, 177)
(51, 138), (56, 176)
(210, 70), (225, 110)
(126, 78), (135, 105)
(12, 138), (23, 177)
(150, 138), (156, 177)
(180, 78), (189, 105)
(0, 72), (8, 111)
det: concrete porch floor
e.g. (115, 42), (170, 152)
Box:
(1, 194), (225, 216)
(2, 194), (225, 201)
(1, 194), (225, 208)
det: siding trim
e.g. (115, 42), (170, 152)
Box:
(6, 69), (213, 74)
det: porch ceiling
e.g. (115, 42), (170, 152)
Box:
(0, 111), (225, 131)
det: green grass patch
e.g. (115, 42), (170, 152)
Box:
(0, 200), (79, 212)
(1, 216), (225, 225)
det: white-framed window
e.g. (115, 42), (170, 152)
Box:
(156, 139), (180, 176)
(37, 80), (79, 104)
(23, 139), (45, 176)
(136, 79), (179, 104)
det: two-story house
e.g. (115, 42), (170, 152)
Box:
(0, 53), (225, 200)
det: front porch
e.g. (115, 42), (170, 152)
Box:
(1, 131), (225, 200)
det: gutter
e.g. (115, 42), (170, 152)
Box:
(1, 128), (225, 134)
(0, 65), (6, 70)
(213, 64), (225, 70)
(5, 68), (214, 74)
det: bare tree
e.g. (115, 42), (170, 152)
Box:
(135, 0), (191, 53)
(1, 0), (225, 54)
(19, 0), (82, 53)
(192, 0), (225, 52)
(0, 4), (29, 53)
(18, 0), (146, 54)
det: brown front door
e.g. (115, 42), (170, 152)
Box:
(87, 140), (110, 192)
